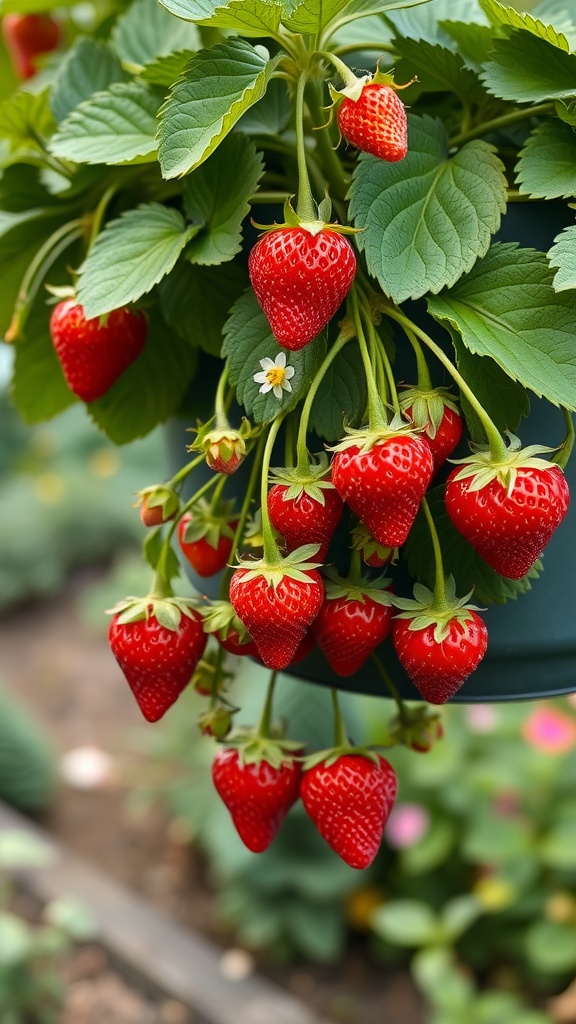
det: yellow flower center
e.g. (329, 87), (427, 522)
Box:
(266, 367), (286, 387)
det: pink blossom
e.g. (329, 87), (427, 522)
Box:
(522, 706), (576, 755)
(465, 704), (499, 733)
(385, 803), (429, 849)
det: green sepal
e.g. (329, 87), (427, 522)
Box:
(221, 733), (303, 770)
(350, 523), (395, 565)
(233, 544), (324, 588)
(200, 600), (252, 643)
(188, 414), (257, 464)
(449, 433), (560, 497)
(137, 484), (180, 517)
(390, 578), (483, 644)
(252, 195), (362, 239)
(106, 594), (202, 630)
(322, 566), (393, 606)
(328, 413), (421, 454)
(302, 744), (381, 772)
(399, 387), (460, 439)
(269, 453), (335, 505)
(180, 497), (238, 548)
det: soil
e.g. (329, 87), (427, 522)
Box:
(0, 570), (425, 1024)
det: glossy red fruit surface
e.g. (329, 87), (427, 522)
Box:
(313, 594), (393, 676)
(178, 513), (236, 578)
(338, 82), (408, 162)
(248, 227), (356, 350)
(332, 436), (434, 547)
(212, 746), (302, 853)
(229, 568), (323, 670)
(108, 610), (206, 722)
(300, 754), (398, 869)
(50, 300), (146, 403)
(393, 611), (488, 704)
(3, 13), (60, 79)
(445, 465), (570, 579)
(267, 484), (343, 561)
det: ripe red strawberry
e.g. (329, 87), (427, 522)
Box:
(300, 754), (397, 869)
(338, 81), (408, 162)
(50, 300), (146, 403)
(267, 462), (343, 561)
(228, 546), (323, 670)
(2, 13), (60, 79)
(212, 745), (302, 853)
(331, 428), (434, 548)
(178, 501), (237, 578)
(393, 611), (488, 705)
(108, 597), (206, 722)
(248, 226), (356, 349)
(445, 440), (570, 579)
(313, 571), (393, 676)
(401, 389), (463, 472)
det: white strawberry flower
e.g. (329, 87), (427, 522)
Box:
(253, 352), (295, 400)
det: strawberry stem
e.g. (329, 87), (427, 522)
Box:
(88, 184), (119, 253)
(552, 409), (575, 471)
(295, 326), (354, 475)
(168, 452), (206, 491)
(214, 362), (231, 432)
(314, 49), (361, 91)
(360, 296), (400, 416)
(421, 497), (447, 611)
(371, 652), (409, 727)
(387, 307), (507, 462)
(331, 688), (349, 748)
(449, 102), (555, 148)
(402, 324), (433, 391)
(261, 415), (287, 565)
(220, 431), (265, 597)
(350, 288), (389, 432)
(256, 670), (278, 738)
(305, 79), (349, 202)
(295, 71), (318, 223)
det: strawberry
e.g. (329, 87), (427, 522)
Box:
(392, 581), (488, 704)
(313, 569), (394, 676)
(267, 458), (343, 561)
(201, 601), (259, 658)
(107, 596), (206, 722)
(445, 437), (570, 579)
(389, 707), (444, 753)
(400, 388), (463, 472)
(228, 545), (323, 670)
(350, 523), (394, 568)
(300, 754), (397, 869)
(137, 485), (179, 527)
(248, 226), (356, 350)
(337, 81), (408, 162)
(190, 417), (254, 476)
(2, 13), (60, 79)
(212, 744), (302, 853)
(178, 500), (237, 578)
(331, 421), (434, 548)
(50, 300), (146, 403)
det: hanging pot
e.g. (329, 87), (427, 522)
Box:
(167, 201), (576, 703)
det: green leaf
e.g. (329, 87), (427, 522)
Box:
(440, 20), (501, 69)
(158, 0), (283, 36)
(0, 88), (55, 166)
(112, 0), (201, 71)
(556, 98), (576, 126)
(308, 340), (367, 440)
(452, 331), (530, 442)
(158, 39), (283, 179)
(371, 899), (440, 946)
(76, 204), (196, 318)
(516, 120), (576, 199)
(50, 39), (128, 124)
(525, 919), (576, 974)
(441, 896), (481, 940)
(412, 948), (475, 1011)
(143, 528), (181, 580)
(139, 51), (194, 87)
(384, 0), (487, 45)
(480, 30), (576, 103)
(539, 819), (576, 868)
(160, 260), (247, 355)
(183, 133), (263, 265)
(11, 310), (77, 423)
(88, 309), (198, 443)
(348, 114), (507, 303)
(222, 289), (325, 423)
(0, 913), (33, 967)
(404, 485), (541, 605)
(282, 0), (344, 34)
(236, 77), (291, 136)
(390, 37), (485, 102)
(548, 224), (576, 292)
(427, 243), (576, 410)
(463, 814), (533, 862)
(479, 0), (571, 51)
(400, 817), (456, 874)
(50, 82), (160, 165)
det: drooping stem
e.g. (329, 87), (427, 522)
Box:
(256, 670), (279, 738)
(88, 185), (118, 252)
(168, 452), (207, 490)
(387, 307), (507, 461)
(449, 102), (554, 148)
(295, 327), (354, 473)
(372, 652), (409, 726)
(350, 288), (389, 432)
(552, 409), (575, 471)
(209, 472), (228, 512)
(5, 219), (84, 341)
(331, 688), (349, 748)
(402, 324), (433, 391)
(305, 79), (350, 202)
(314, 49), (361, 90)
(331, 40), (397, 58)
(421, 497), (447, 610)
(225, 430), (266, 578)
(360, 297), (399, 416)
(209, 643), (225, 706)
(155, 472), (221, 592)
(295, 71), (317, 222)
(261, 415), (287, 565)
(214, 363), (231, 430)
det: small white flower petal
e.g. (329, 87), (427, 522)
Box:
(284, 366), (295, 380)
(281, 379), (293, 393)
(259, 382), (273, 394)
(259, 357), (275, 371)
(273, 384), (284, 399)
(253, 371), (268, 384)
(275, 352), (287, 368)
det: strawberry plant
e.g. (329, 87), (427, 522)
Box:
(0, 0), (575, 868)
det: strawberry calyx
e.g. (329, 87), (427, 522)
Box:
(191, 648), (234, 696)
(350, 523), (395, 567)
(136, 483), (180, 525)
(232, 543), (323, 586)
(219, 731), (303, 771)
(329, 412), (423, 455)
(188, 415), (255, 474)
(200, 600), (253, 646)
(302, 744), (382, 772)
(391, 578), (484, 644)
(105, 594), (202, 631)
(252, 195), (360, 240)
(449, 433), (559, 497)
(269, 452), (335, 505)
(322, 566), (393, 607)
(179, 497), (237, 548)
(198, 705), (236, 739)
(400, 387), (460, 440)
(388, 706), (443, 753)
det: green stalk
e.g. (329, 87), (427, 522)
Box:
(224, 431), (266, 584)
(360, 297), (399, 416)
(350, 288), (389, 432)
(371, 652), (409, 726)
(295, 71), (318, 222)
(331, 688), (349, 748)
(421, 497), (447, 611)
(305, 79), (350, 202)
(388, 307), (507, 461)
(402, 324), (433, 391)
(214, 363), (230, 431)
(552, 409), (575, 471)
(168, 452), (207, 490)
(88, 185), (118, 253)
(261, 415), (287, 565)
(449, 102), (554, 147)
(6, 219), (84, 341)
(256, 671), (279, 738)
(314, 49), (360, 89)
(331, 41), (397, 58)
(295, 327), (354, 473)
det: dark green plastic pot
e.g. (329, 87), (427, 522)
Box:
(168, 202), (576, 703)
